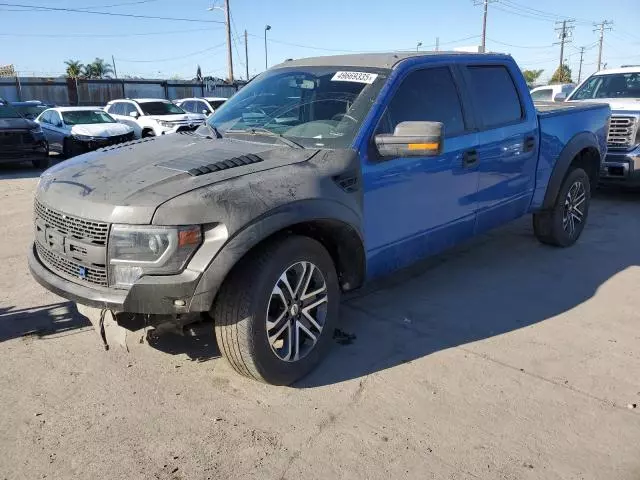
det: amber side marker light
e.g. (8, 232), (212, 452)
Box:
(179, 227), (202, 246)
(408, 143), (439, 150)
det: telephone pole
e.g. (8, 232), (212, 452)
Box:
(435, 37), (439, 52)
(244, 29), (249, 81)
(474, 0), (496, 53)
(224, 0), (234, 82)
(554, 19), (575, 78)
(594, 20), (613, 71)
(577, 46), (585, 83)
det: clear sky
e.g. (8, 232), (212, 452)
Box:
(1, 0), (639, 83)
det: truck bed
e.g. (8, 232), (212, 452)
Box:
(534, 101), (606, 117)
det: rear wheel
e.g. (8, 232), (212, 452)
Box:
(141, 129), (155, 138)
(533, 167), (591, 247)
(213, 236), (340, 385)
(62, 138), (76, 159)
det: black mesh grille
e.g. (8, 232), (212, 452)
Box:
(34, 200), (109, 245)
(187, 154), (263, 176)
(36, 241), (108, 287)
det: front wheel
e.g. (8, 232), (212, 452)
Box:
(213, 236), (340, 385)
(533, 167), (591, 247)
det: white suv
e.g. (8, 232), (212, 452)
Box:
(104, 98), (204, 138)
(175, 97), (228, 120)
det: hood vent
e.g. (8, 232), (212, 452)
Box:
(187, 154), (264, 177)
(99, 136), (156, 152)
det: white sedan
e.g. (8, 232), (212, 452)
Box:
(35, 107), (135, 158)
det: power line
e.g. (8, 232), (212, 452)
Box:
(0, 27), (218, 38)
(497, 0), (593, 25)
(0, 2), (224, 23)
(486, 37), (552, 49)
(116, 43), (226, 63)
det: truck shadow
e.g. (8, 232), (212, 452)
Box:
(298, 189), (640, 388)
(0, 302), (91, 343)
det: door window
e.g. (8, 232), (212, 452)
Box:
(40, 111), (52, 124)
(121, 102), (139, 116)
(530, 88), (553, 102)
(196, 101), (210, 114)
(379, 67), (466, 137)
(50, 111), (62, 126)
(466, 65), (523, 128)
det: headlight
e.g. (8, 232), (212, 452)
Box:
(108, 224), (202, 288)
(158, 120), (174, 128)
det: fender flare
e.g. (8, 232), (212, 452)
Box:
(541, 131), (601, 210)
(189, 199), (364, 312)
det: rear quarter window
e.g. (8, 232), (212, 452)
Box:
(466, 65), (523, 128)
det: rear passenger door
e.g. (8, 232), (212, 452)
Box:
(362, 65), (480, 277)
(461, 63), (539, 233)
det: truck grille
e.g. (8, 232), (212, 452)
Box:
(0, 130), (30, 146)
(34, 199), (109, 245)
(607, 116), (639, 149)
(36, 241), (108, 287)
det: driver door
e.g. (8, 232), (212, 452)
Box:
(362, 65), (480, 278)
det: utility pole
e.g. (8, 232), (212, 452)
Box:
(264, 25), (271, 70)
(435, 37), (439, 52)
(554, 19), (575, 79)
(577, 46), (585, 83)
(111, 54), (118, 79)
(594, 20), (613, 71)
(244, 29), (249, 81)
(224, 0), (234, 82)
(474, 0), (495, 53)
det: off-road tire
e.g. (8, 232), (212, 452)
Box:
(213, 236), (340, 385)
(533, 167), (591, 247)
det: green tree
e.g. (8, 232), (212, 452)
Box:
(522, 69), (544, 87)
(64, 60), (84, 78)
(84, 58), (114, 79)
(550, 64), (573, 84)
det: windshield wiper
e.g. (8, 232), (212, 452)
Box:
(225, 127), (303, 149)
(206, 123), (223, 139)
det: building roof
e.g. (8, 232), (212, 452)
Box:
(273, 51), (509, 70)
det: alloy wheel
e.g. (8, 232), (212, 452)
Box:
(562, 180), (586, 237)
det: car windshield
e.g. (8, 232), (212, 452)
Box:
(0, 101), (22, 119)
(209, 100), (226, 109)
(570, 72), (640, 100)
(207, 66), (389, 148)
(13, 104), (47, 119)
(62, 110), (116, 125)
(139, 101), (185, 116)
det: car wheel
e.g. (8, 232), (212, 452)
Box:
(213, 236), (340, 385)
(32, 146), (50, 169)
(533, 167), (591, 247)
(141, 129), (155, 138)
(62, 138), (75, 159)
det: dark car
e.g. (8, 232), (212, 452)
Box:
(0, 99), (49, 169)
(11, 100), (54, 120)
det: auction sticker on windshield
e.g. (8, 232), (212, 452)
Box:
(331, 71), (378, 84)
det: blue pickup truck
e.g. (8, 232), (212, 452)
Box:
(29, 52), (610, 384)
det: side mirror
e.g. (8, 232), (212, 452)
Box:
(553, 92), (567, 102)
(129, 111), (139, 118)
(374, 121), (444, 158)
(202, 109), (209, 115)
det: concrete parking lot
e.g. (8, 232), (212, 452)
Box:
(1, 161), (639, 480)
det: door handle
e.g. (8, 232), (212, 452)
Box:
(524, 136), (536, 152)
(463, 149), (479, 168)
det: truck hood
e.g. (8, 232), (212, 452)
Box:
(36, 132), (319, 224)
(0, 117), (37, 130)
(569, 98), (640, 112)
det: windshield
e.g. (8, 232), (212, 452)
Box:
(570, 72), (640, 100)
(139, 101), (185, 116)
(0, 101), (22, 119)
(62, 110), (116, 125)
(207, 66), (389, 148)
(13, 104), (47, 119)
(209, 100), (226, 109)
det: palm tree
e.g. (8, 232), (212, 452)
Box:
(64, 59), (84, 78)
(88, 58), (114, 79)
(82, 63), (96, 79)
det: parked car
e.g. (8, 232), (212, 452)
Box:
(566, 66), (640, 186)
(104, 98), (203, 138)
(35, 107), (134, 158)
(530, 83), (576, 102)
(0, 98), (49, 168)
(11, 100), (55, 120)
(29, 52), (610, 385)
(175, 97), (228, 119)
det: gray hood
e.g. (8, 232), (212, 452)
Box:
(36, 132), (318, 224)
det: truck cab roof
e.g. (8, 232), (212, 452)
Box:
(274, 51), (511, 70)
